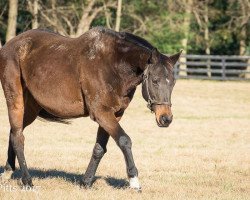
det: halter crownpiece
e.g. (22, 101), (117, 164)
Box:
(142, 65), (172, 112)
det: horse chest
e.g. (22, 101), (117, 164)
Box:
(115, 88), (136, 112)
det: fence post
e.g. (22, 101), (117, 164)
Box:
(174, 62), (178, 79)
(206, 57), (211, 78)
(179, 54), (187, 77)
(222, 57), (226, 80)
(246, 58), (250, 79)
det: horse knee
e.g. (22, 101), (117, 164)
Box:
(92, 143), (105, 159)
(118, 135), (132, 150)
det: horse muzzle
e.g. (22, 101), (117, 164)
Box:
(154, 105), (173, 127)
(157, 114), (173, 127)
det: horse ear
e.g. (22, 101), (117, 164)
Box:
(169, 50), (182, 67)
(149, 48), (159, 64)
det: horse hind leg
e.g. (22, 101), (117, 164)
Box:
(82, 126), (110, 187)
(0, 60), (21, 182)
(0, 134), (16, 182)
(1, 89), (41, 184)
(1, 63), (39, 186)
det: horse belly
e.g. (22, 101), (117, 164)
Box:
(20, 53), (86, 118)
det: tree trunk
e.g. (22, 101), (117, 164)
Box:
(51, 0), (58, 31)
(239, 39), (246, 56)
(238, 0), (250, 78)
(28, 0), (39, 29)
(32, 0), (39, 29)
(240, 25), (250, 78)
(179, 0), (192, 77)
(6, 0), (18, 42)
(76, 0), (96, 37)
(239, 24), (247, 56)
(239, 1), (247, 56)
(104, 2), (111, 29)
(203, 3), (211, 77)
(115, 0), (122, 32)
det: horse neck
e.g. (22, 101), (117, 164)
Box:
(116, 43), (150, 72)
(114, 45), (151, 90)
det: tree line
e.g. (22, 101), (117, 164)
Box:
(0, 0), (249, 56)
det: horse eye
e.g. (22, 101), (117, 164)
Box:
(152, 77), (159, 85)
(152, 76), (158, 82)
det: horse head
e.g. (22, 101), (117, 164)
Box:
(142, 49), (182, 127)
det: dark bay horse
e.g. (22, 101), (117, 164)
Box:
(0, 27), (181, 191)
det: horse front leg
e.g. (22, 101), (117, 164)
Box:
(82, 126), (109, 187)
(96, 112), (141, 191)
(116, 132), (140, 190)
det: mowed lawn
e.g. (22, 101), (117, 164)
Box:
(0, 80), (249, 200)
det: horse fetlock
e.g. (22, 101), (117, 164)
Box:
(127, 167), (138, 178)
(129, 176), (141, 191)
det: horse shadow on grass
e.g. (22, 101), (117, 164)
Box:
(0, 166), (128, 189)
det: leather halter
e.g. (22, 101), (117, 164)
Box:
(143, 65), (172, 112)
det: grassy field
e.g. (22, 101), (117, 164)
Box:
(0, 80), (249, 200)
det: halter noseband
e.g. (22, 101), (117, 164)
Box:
(143, 65), (172, 112)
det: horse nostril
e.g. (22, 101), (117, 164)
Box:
(161, 116), (167, 123)
(160, 115), (172, 124)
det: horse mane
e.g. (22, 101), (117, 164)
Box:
(91, 27), (154, 52)
(121, 32), (154, 51)
(37, 27), (155, 53)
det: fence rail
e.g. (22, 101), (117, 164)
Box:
(174, 55), (250, 81)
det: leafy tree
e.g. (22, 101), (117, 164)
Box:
(0, 0), (248, 57)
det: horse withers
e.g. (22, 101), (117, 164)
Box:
(0, 27), (181, 191)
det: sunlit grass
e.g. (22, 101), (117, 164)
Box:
(0, 80), (249, 199)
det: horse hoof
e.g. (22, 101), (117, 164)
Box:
(0, 171), (13, 183)
(129, 177), (141, 192)
(130, 185), (142, 192)
(81, 183), (92, 189)
(80, 179), (92, 189)
(22, 177), (33, 187)
(130, 186), (142, 193)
